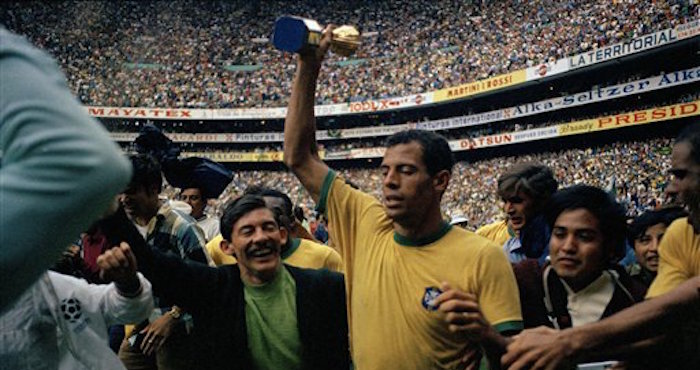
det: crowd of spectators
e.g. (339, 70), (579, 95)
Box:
(194, 137), (673, 230)
(2, 0), (696, 109)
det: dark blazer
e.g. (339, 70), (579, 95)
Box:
(104, 210), (349, 370)
(512, 260), (647, 329)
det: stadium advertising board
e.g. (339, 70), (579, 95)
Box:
(433, 70), (527, 102)
(88, 93), (433, 120)
(567, 20), (699, 70)
(676, 18), (700, 39)
(186, 100), (697, 162)
(87, 107), (206, 120)
(558, 100), (700, 136)
(180, 151), (283, 162)
(110, 68), (698, 144)
(346, 93), (433, 113)
(525, 59), (570, 81)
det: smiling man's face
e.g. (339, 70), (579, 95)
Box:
(221, 207), (287, 284)
(549, 208), (608, 291)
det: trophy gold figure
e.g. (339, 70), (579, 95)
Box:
(273, 16), (361, 57)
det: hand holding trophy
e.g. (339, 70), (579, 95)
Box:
(273, 15), (361, 57)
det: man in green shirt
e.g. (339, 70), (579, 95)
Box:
(103, 194), (349, 370)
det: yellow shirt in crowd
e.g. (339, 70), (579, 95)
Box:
(475, 219), (512, 246)
(205, 234), (343, 272)
(319, 171), (523, 370)
(647, 217), (700, 298)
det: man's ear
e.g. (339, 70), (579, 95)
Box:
(220, 239), (235, 256)
(279, 226), (289, 246)
(433, 170), (451, 193)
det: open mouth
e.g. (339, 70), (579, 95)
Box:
(247, 247), (276, 259)
(646, 255), (659, 266)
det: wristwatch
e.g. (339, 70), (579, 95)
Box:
(166, 307), (182, 320)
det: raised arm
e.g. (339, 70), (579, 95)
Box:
(283, 27), (334, 203)
(98, 208), (223, 313)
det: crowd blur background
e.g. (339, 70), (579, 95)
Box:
(1, 0), (698, 231)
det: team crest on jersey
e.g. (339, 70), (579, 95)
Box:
(421, 286), (443, 311)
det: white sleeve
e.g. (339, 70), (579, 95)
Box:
(46, 271), (154, 327)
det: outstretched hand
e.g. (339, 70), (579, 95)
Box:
(501, 326), (577, 370)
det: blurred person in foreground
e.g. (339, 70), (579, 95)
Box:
(283, 26), (522, 369)
(0, 27), (132, 313)
(0, 239), (153, 370)
(502, 123), (700, 370)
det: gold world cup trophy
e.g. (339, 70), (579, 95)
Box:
(272, 16), (361, 57)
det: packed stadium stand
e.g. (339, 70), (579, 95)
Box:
(2, 0), (698, 230)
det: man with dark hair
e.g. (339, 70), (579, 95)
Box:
(103, 194), (349, 370)
(502, 124), (700, 369)
(486, 162), (558, 262)
(206, 187), (343, 272)
(627, 207), (688, 287)
(283, 28), (522, 369)
(512, 185), (645, 329)
(180, 187), (219, 242)
(207, 186), (343, 272)
(118, 154), (209, 370)
(647, 124), (700, 297)
(452, 185), (645, 368)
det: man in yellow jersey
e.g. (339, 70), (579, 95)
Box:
(502, 124), (700, 370)
(206, 187), (343, 272)
(283, 27), (522, 369)
(475, 219), (512, 246)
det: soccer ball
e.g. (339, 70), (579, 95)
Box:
(60, 298), (83, 323)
